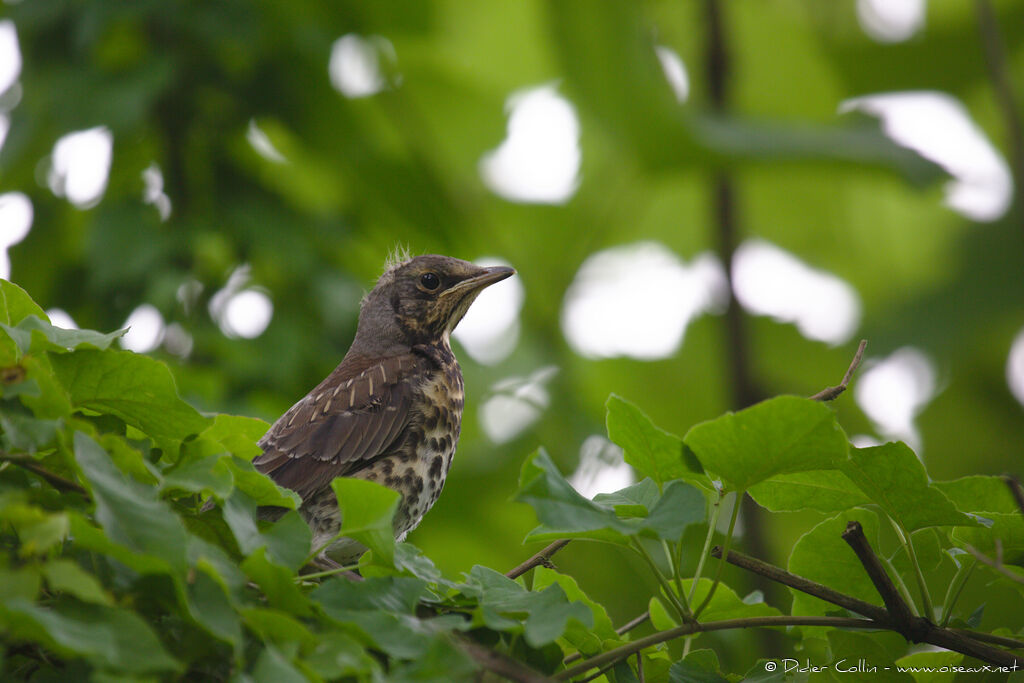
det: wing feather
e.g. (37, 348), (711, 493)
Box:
(254, 353), (422, 500)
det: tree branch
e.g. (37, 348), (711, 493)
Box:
(0, 452), (87, 496)
(506, 539), (571, 580)
(710, 545), (888, 621)
(841, 521), (922, 639)
(555, 616), (877, 681)
(809, 340), (867, 402)
(965, 542), (1024, 585)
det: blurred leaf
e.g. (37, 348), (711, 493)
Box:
(533, 565), (617, 655)
(894, 650), (963, 683)
(202, 413), (269, 461)
(52, 350), (210, 442)
(682, 578), (782, 622)
(606, 395), (708, 490)
(0, 315), (126, 355)
(841, 443), (978, 532)
(0, 500), (69, 556)
(186, 569), (242, 649)
(952, 513), (1024, 567)
(241, 547), (312, 616)
(74, 431), (188, 572)
(260, 510), (313, 572)
(748, 469), (869, 513)
(331, 477), (402, 567)
(0, 566), (41, 602)
(826, 631), (914, 682)
(669, 658), (729, 683)
(0, 412), (59, 452)
(684, 396), (849, 492)
(222, 456), (300, 508)
(4, 598), (181, 674)
(251, 644), (307, 683)
(162, 453), (234, 498)
(0, 281), (47, 363)
(42, 559), (113, 606)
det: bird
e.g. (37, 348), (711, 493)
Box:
(252, 253), (515, 568)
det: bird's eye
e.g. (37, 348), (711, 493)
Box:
(419, 272), (441, 291)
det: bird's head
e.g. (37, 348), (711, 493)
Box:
(354, 254), (516, 352)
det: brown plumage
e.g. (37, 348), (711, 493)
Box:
(253, 254), (515, 567)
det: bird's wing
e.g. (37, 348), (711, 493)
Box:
(254, 353), (423, 500)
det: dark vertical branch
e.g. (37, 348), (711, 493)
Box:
(974, 0), (1024, 219)
(704, 0), (778, 631)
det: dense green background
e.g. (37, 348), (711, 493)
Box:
(3, 0), (1023, 671)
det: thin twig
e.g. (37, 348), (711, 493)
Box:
(0, 452), (88, 495)
(554, 616), (878, 681)
(563, 611), (652, 667)
(964, 543), (1024, 585)
(711, 546), (888, 622)
(810, 340), (867, 402)
(842, 521), (922, 639)
(458, 638), (554, 683)
(505, 540), (572, 580)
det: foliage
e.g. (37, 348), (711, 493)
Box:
(2, 285), (1022, 681)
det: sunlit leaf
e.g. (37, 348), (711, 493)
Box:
(331, 477), (401, 567)
(841, 443), (978, 532)
(684, 396), (849, 492)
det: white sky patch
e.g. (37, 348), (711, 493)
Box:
(48, 127), (114, 208)
(479, 366), (557, 444)
(857, 0), (926, 43)
(655, 46), (689, 103)
(452, 257), (523, 365)
(246, 119), (287, 163)
(328, 34), (396, 98)
(733, 239), (861, 345)
(569, 435), (634, 499)
(209, 265), (274, 339)
(840, 91), (1012, 222)
(120, 304), (165, 353)
(562, 242), (727, 360)
(480, 85), (581, 204)
(0, 192), (32, 280)
(0, 21), (20, 96)
(142, 163), (172, 221)
(46, 308), (77, 330)
(1007, 328), (1024, 408)
(855, 347), (937, 452)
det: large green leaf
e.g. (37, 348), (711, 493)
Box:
(3, 598), (181, 674)
(606, 394), (706, 489)
(841, 443), (979, 532)
(51, 349), (210, 442)
(934, 475), (1021, 515)
(0, 315), (125, 355)
(0, 280), (46, 364)
(331, 476), (402, 567)
(684, 396), (849, 492)
(748, 470), (869, 513)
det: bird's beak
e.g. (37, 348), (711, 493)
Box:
(445, 265), (516, 297)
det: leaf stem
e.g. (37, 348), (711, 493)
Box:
(940, 556), (976, 628)
(632, 539), (691, 622)
(891, 519), (934, 620)
(688, 491), (723, 604)
(693, 491), (740, 618)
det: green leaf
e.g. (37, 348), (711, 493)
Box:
(202, 413), (268, 461)
(683, 396), (849, 492)
(669, 659), (729, 683)
(67, 512), (175, 575)
(788, 508), (883, 617)
(532, 566), (616, 656)
(648, 595), (678, 631)
(952, 513), (1024, 567)
(42, 559), (113, 606)
(305, 631), (379, 679)
(0, 315), (125, 354)
(0, 280), (46, 364)
(0, 500), (69, 556)
(331, 476), (402, 566)
(261, 510), (313, 571)
(223, 456), (299, 508)
(518, 452), (705, 544)
(74, 431), (188, 573)
(52, 349), (210, 442)
(934, 475), (1020, 515)
(3, 598), (181, 674)
(162, 453), (234, 498)
(827, 631), (915, 682)
(0, 566), (41, 602)
(748, 469), (869, 513)
(894, 650), (963, 682)
(240, 606), (317, 649)
(682, 579), (782, 622)
(461, 565), (593, 647)
(606, 394), (706, 489)
(0, 412), (59, 452)
(841, 443), (979, 532)
(251, 644), (307, 683)
(185, 569), (242, 649)
(241, 547), (313, 616)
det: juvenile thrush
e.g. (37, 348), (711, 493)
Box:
(254, 254), (515, 567)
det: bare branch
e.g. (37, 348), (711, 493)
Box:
(842, 521), (922, 640)
(506, 539), (571, 580)
(810, 340), (867, 402)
